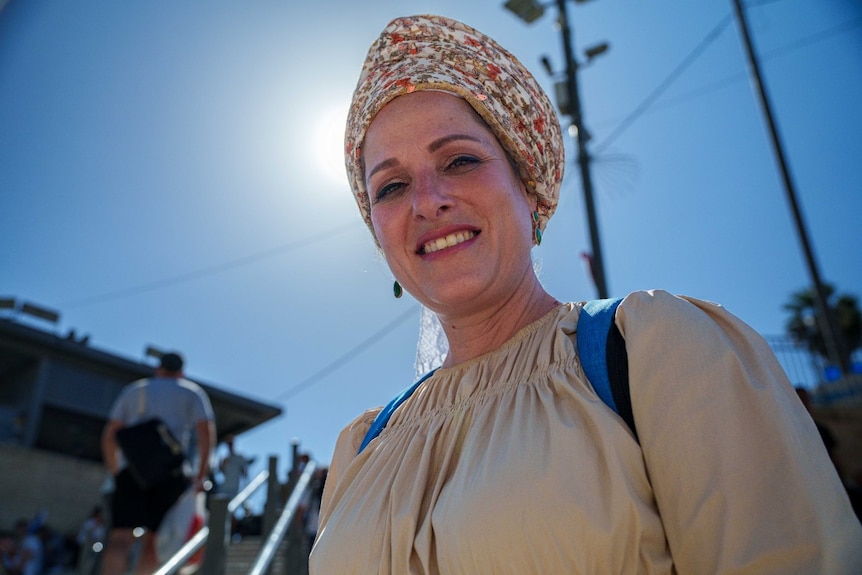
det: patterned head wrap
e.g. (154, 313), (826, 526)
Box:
(345, 14), (564, 242)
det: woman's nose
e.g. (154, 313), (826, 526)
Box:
(411, 172), (452, 219)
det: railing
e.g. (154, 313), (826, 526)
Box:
(153, 526), (211, 575)
(230, 468), (272, 515)
(248, 460), (317, 575)
(153, 466), (272, 575)
(153, 452), (318, 575)
(201, 467), (274, 575)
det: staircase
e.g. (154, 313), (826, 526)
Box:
(225, 536), (283, 575)
(161, 454), (318, 575)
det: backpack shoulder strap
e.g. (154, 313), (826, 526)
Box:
(578, 298), (637, 440)
(358, 369), (438, 454)
(358, 299), (637, 454)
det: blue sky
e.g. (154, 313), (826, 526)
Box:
(2, 0), (860, 481)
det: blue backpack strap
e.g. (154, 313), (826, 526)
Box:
(578, 298), (637, 439)
(359, 300), (636, 454)
(358, 369), (438, 454)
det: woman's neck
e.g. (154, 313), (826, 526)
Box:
(436, 281), (560, 368)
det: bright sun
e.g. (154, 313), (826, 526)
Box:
(314, 103), (350, 186)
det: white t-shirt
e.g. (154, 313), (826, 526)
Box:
(109, 376), (214, 470)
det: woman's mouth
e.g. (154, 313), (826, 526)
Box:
(419, 230), (477, 254)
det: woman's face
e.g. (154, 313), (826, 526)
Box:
(363, 91), (535, 314)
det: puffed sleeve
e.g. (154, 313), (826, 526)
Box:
(316, 408), (380, 533)
(617, 290), (862, 573)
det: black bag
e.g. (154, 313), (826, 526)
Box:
(116, 417), (185, 489)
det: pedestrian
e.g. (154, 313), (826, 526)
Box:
(1, 518), (42, 575)
(218, 435), (253, 501)
(1, 518), (43, 575)
(309, 14), (862, 573)
(100, 352), (215, 575)
(218, 434), (254, 538)
(76, 507), (105, 575)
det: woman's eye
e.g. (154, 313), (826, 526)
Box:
(448, 155), (479, 169)
(374, 182), (403, 202)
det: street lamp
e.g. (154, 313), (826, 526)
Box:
(20, 302), (60, 324)
(505, 0), (611, 298)
(504, 0), (545, 23)
(144, 345), (166, 362)
(0, 297), (61, 325)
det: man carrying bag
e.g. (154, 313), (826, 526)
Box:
(101, 352), (215, 575)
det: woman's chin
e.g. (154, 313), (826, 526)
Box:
(413, 282), (493, 315)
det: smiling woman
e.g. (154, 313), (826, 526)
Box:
(308, 13), (862, 575)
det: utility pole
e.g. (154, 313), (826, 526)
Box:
(731, 0), (847, 376)
(557, 0), (609, 298)
(504, 0), (610, 298)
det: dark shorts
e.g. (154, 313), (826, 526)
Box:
(110, 468), (189, 531)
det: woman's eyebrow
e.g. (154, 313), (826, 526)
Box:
(367, 157), (399, 181)
(428, 134), (484, 153)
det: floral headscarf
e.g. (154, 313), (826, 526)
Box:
(345, 14), (564, 243)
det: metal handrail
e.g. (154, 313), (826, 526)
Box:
(229, 468), (270, 514)
(153, 527), (210, 575)
(153, 468), (271, 575)
(248, 461), (317, 575)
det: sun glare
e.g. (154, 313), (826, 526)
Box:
(314, 103), (350, 186)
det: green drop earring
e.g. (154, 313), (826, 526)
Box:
(393, 280), (403, 299)
(532, 211), (542, 246)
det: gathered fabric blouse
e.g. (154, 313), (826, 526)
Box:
(310, 290), (862, 574)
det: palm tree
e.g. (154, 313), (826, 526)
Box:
(784, 284), (861, 373)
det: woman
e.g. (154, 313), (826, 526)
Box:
(310, 14), (862, 573)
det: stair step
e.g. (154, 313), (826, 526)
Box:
(225, 536), (288, 575)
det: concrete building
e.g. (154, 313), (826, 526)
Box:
(0, 310), (282, 536)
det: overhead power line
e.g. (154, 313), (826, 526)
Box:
(760, 15), (862, 59)
(60, 222), (357, 309)
(273, 304), (421, 402)
(593, 13), (734, 155)
(593, 14), (862, 154)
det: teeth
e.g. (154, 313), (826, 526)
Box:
(423, 231), (476, 254)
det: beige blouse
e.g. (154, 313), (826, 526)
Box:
(310, 290), (862, 574)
